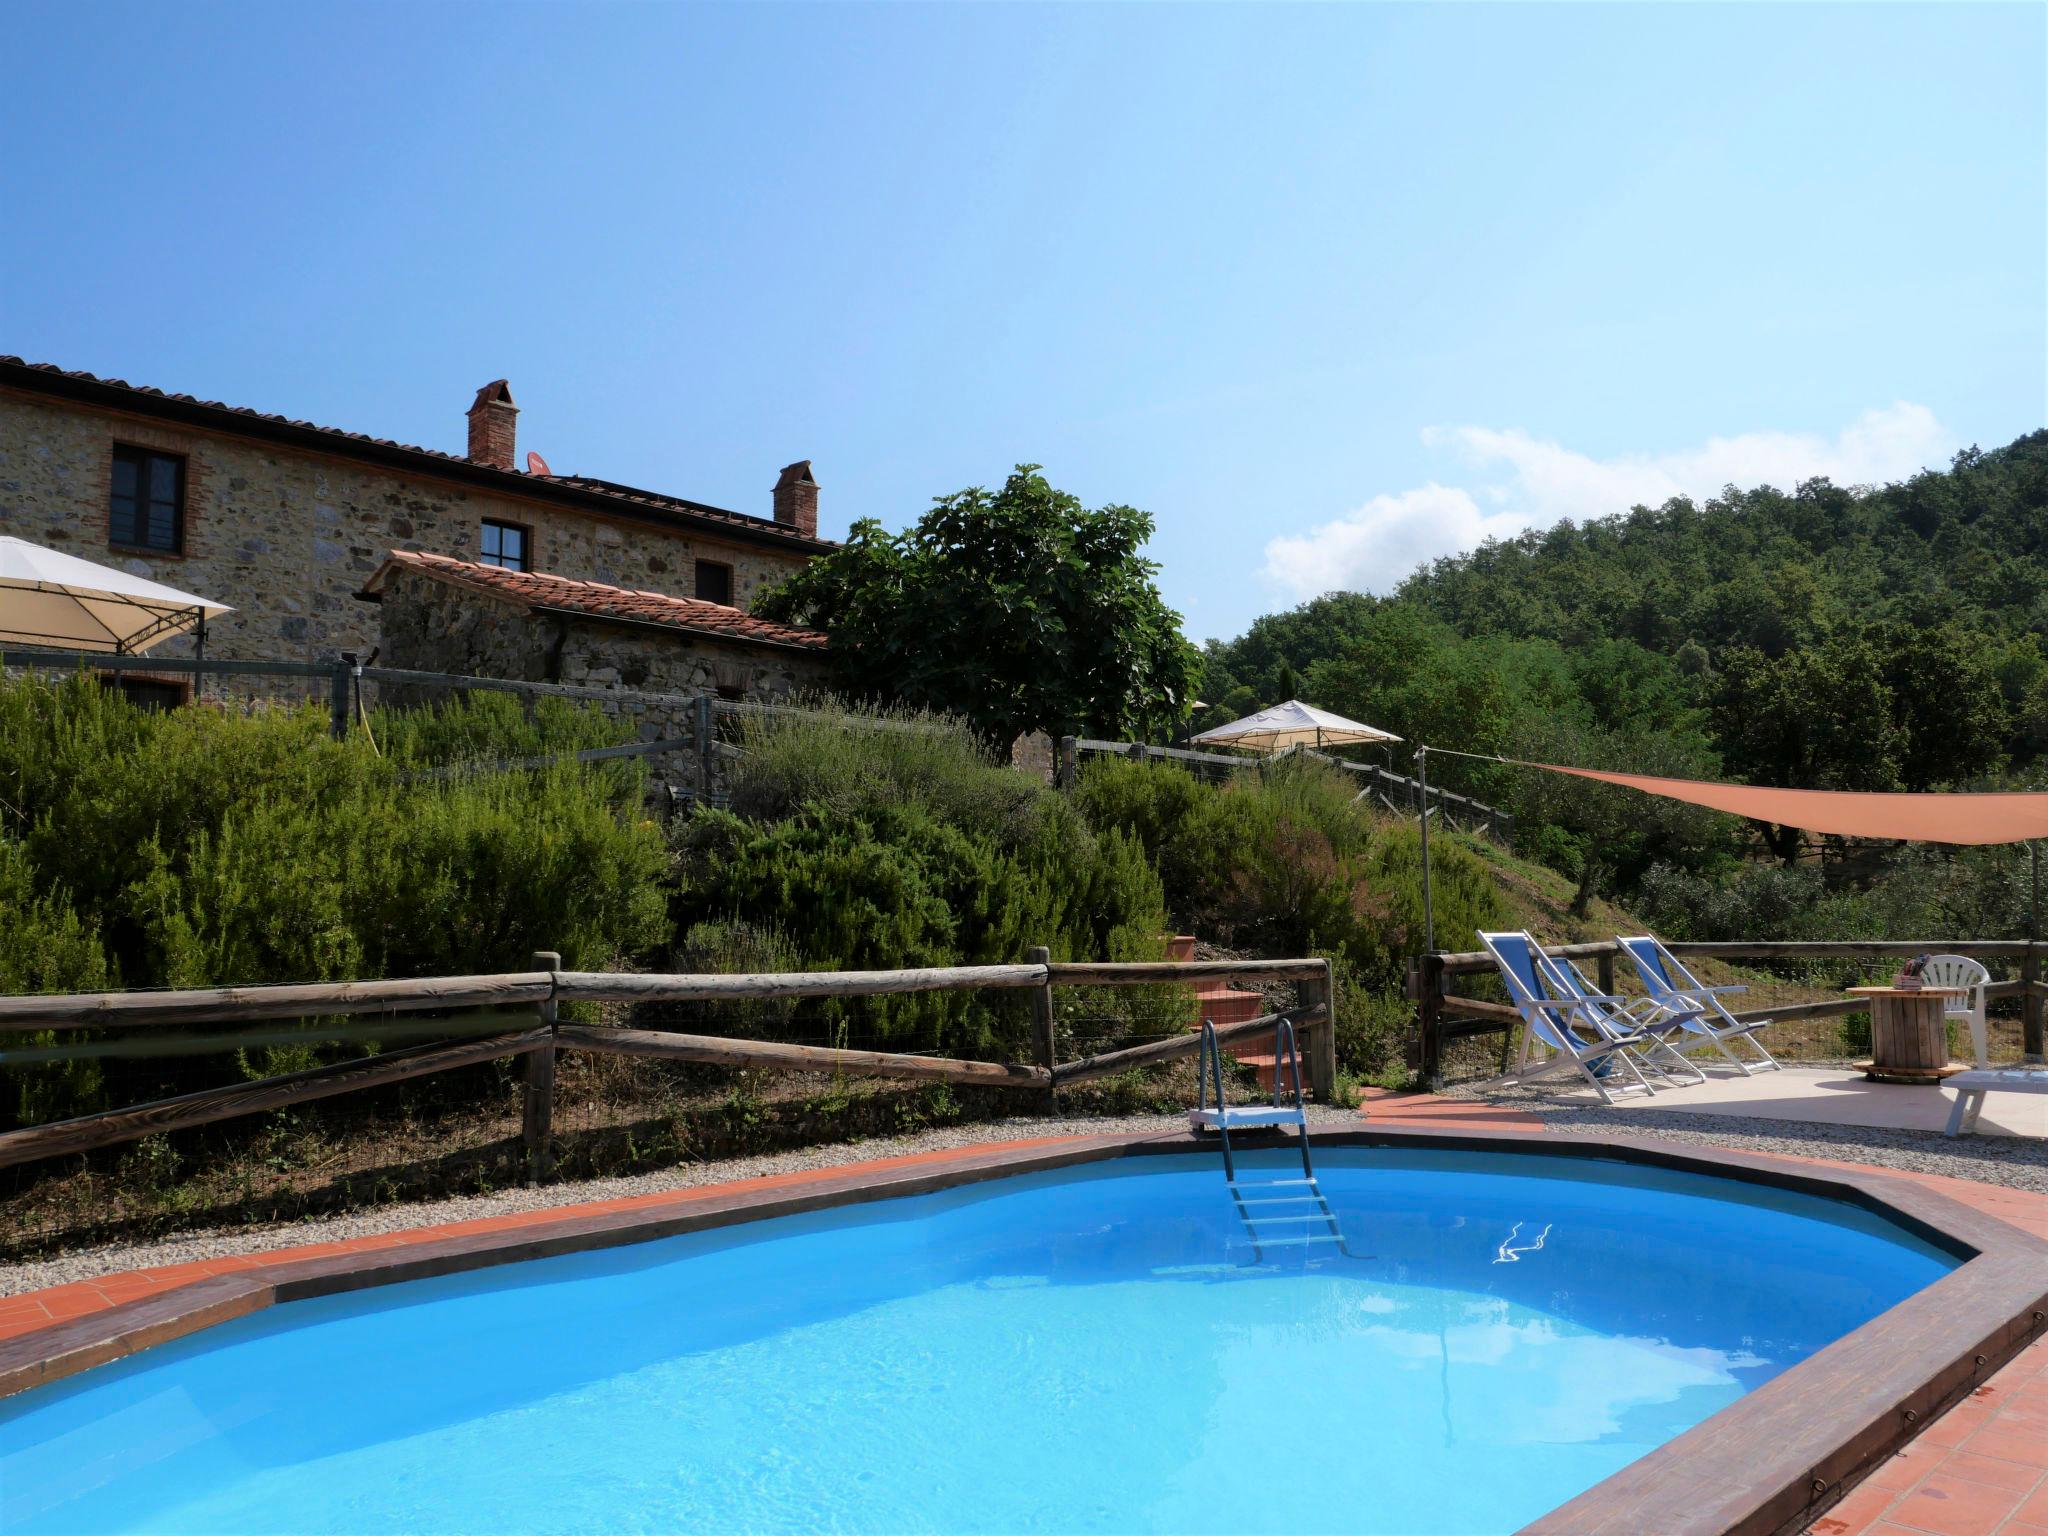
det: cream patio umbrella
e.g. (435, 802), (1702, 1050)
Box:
(1190, 699), (1401, 754)
(0, 536), (231, 655)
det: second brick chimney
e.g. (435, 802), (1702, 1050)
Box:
(466, 380), (518, 470)
(772, 460), (819, 538)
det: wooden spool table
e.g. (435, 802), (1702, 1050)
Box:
(1845, 986), (1969, 1084)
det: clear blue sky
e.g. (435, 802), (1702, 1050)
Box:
(5, 2), (2043, 641)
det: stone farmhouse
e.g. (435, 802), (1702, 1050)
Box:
(363, 549), (833, 724)
(0, 356), (833, 704)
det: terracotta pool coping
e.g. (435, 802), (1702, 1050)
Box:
(1, 1123), (2044, 1536)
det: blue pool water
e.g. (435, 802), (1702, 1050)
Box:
(0, 1149), (1954, 1535)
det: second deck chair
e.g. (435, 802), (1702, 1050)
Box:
(1478, 931), (1656, 1105)
(1549, 955), (1707, 1087)
(1615, 934), (1781, 1074)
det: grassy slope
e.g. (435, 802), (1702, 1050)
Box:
(1449, 832), (1651, 948)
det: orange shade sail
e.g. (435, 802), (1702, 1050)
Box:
(1534, 764), (2048, 846)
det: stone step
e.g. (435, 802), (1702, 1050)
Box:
(1195, 990), (1265, 1027)
(1161, 937), (1280, 1074)
(1230, 1049), (1312, 1093)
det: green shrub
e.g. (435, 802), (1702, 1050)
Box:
(0, 673), (669, 1125)
(1069, 755), (1209, 878)
(0, 839), (112, 1125)
(1077, 754), (1507, 990)
(345, 764), (669, 979)
(1319, 953), (1415, 1082)
(677, 705), (1172, 1057)
(371, 691), (627, 769)
(1636, 861), (1886, 945)
(1350, 819), (1508, 985)
(726, 699), (1066, 854)
(652, 921), (805, 1039)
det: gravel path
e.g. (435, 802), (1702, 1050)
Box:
(1442, 1083), (2048, 1193)
(0, 1108), (1354, 1299)
(7, 1096), (2039, 1299)
(1522, 1106), (2048, 1191)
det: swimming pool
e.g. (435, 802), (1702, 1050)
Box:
(0, 1147), (1958, 1535)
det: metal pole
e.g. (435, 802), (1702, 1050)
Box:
(694, 693), (715, 803)
(1418, 744), (1435, 954)
(192, 612), (206, 704)
(2028, 841), (2044, 1063)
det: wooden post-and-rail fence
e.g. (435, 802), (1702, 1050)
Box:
(0, 955), (1336, 1184)
(1409, 937), (2048, 1086)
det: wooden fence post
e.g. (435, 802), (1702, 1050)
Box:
(1596, 948), (1615, 997)
(1303, 959), (1337, 1105)
(1026, 945), (1058, 1115)
(1413, 952), (1445, 1088)
(1056, 736), (1078, 790)
(523, 950), (560, 1183)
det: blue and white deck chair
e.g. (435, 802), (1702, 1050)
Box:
(1549, 955), (1707, 1087)
(1616, 934), (1780, 1075)
(1478, 931), (1656, 1104)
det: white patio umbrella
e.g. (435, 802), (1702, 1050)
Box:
(0, 536), (231, 655)
(1190, 699), (1402, 755)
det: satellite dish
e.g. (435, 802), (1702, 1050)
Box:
(526, 451), (553, 476)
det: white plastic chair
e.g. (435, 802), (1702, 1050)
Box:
(1919, 954), (1991, 1067)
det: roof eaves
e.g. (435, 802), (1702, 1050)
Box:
(519, 600), (828, 654)
(363, 550), (827, 652)
(0, 357), (840, 558)
(358, 552), (538, 613)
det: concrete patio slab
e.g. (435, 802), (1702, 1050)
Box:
(1538, 1065), (2048, 1138)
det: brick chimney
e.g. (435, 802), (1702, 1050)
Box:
(466, 380), (518, 470)
(772, 461), (819, 538)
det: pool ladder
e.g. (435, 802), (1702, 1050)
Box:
(1189, 1017), (1350, 1261)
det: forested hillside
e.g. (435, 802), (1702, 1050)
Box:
(1199, 430), (2048, 925)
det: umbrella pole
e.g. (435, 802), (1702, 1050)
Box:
(193, 612), (207, 703)
(1418, 744), (1435, 953)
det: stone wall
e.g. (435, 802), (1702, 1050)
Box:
(0, 389), (811, 676)
(372, 566), (837, 795)
(1009, 730), (1056, 784)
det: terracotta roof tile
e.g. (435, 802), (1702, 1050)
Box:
(0, 356), (832, 552)
(363, 549), (828, 650)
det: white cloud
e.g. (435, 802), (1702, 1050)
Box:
(1261, 403), (1954, 600)
(1262, 483), (1525, 599)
